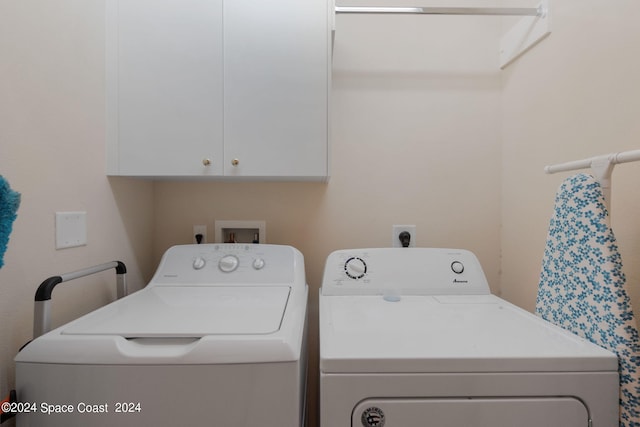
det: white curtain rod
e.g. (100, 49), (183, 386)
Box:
(335, 6), (543, 16)
(544, 149), (640, 211)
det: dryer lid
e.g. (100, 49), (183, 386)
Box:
(62, 286), (291, 337)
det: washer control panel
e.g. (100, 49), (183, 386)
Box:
(150, 244), (304, 286)
(321, 248), (490, 296)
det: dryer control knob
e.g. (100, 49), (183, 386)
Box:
(193, 257), (206, 270)
(345, 257), (367, 279)
(219, 255), (239, 273)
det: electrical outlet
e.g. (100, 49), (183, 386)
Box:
(392, 225), (416, 248)
(193, 225), (207, 244)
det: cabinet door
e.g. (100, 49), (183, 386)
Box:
(107, 0), (224, 177)
(223, 0), (329, 179)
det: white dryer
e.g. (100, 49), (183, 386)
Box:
(16, 244), (308, 427)
(319, 248), (619, 427)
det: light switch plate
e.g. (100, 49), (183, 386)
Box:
(55, 211), (87, 249)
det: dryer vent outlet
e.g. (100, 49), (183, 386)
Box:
(392, 225), (416, 248)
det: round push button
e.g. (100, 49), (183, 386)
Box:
(451, 261), (464, 274)
(253, 258), (265, 270)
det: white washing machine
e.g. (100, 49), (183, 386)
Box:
(16, 244), (308, 427)
(319, 248), (619, 427)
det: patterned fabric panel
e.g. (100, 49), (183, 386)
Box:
(536, 173), (640, 427)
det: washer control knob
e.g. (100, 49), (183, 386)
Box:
(345, 257), (367, 279)
(193, 257), (206, 270)
(219, 255), (239, 273)
(253, 258), (266, 270)
(451, 261), (465, 274)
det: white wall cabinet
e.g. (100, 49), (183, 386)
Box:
(106, 0), (330, 180)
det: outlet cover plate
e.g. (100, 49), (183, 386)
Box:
(392, 224), (416, 248)
(193, 225), (207, 244)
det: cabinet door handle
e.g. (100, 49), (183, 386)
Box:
(202, 159), (211, 166)
(231, 159), (240, 166)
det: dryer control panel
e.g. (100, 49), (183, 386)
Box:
(321, 248), (490, 296)
(149, 244), (305, 287)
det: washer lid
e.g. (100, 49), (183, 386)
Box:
(320, 294), (618, 373)
(62, 286), (291, 337)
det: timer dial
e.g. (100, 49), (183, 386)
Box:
(219, 255), (239, 273)
(344, 257), (367, 279)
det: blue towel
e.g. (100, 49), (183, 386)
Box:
(0, 175), (20, 268)
(536, 173), (640, 427)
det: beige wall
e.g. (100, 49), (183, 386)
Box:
(154, 11), (503, 425)
(154, 9), (504, 291)
(0, 0), (155, 416)
(3, 0), (639, 427)
(500, 0), (640, 316)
